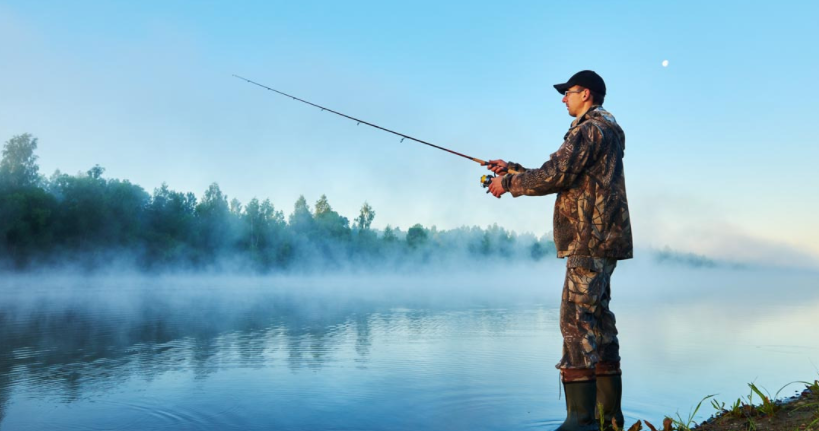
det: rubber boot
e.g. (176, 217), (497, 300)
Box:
(556, 380), (599, 431)
(596, 374), (624, 431)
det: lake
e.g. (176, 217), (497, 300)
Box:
(1, 261), (818, 430)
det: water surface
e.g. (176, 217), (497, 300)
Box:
(1, 263), (817, 430)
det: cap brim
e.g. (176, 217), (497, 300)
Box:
(553, 82), (570, 95)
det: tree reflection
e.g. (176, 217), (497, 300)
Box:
(0, 287), (378, 415)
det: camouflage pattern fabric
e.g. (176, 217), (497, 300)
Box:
(501, 106), (633, 262)
(556, 257), (620, 378)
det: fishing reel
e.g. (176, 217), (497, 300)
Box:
(481, 174), (495, 193)
(481, 166), (510, 193)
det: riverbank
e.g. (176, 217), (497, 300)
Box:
(694, 380), (818, 431)
(620, 379), (819, 431)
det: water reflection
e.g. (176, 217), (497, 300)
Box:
(0, 276), (563, 430)
(0, 268), (818, 430)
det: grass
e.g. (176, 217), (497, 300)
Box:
(670, 394), (715, 431)
(634, 378), (819, 431)
(748, 382), (779, 416)
(705, 380), (803, 420)
(582, 377), (819, 431)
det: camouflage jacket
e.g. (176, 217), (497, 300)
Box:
(501, 106), (633, 263)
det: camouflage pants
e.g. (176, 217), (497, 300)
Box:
(556, 257), (620, 373)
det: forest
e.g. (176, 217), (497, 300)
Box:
(0, 134), (556, 272)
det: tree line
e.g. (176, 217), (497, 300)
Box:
(0, 134), (555, 271)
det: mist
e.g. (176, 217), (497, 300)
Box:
(3, 2), (819, 429)
(3, 133), (817, 429)
(2, 259), (817, 429)
(3, 132), (777, 276)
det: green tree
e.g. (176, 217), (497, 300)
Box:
(313, 194), (350, 241)
(194, 183), (233, 256)
(315, 194), (331, 216)
(352, 202), (377, 253)
(87, 164), (104, 180)
(0, 187), (57, 265)
(485, 223), (514, 256)
(530, 241), (547, 260)
(48, 168), (109, 247)
(46, 166), (149, 251)
(244, 198), (263, 251)
(242, 198), (288, 268)
(0, 134), (40, 189)
(479, 232), (491, 255)
(243, 198), (285, 251)
(406, 223), (428, 249)
(382, 225), (397, 243)
(198, 183), (229, 216)
(354, 202), (376, 231)
(262, 199), (288, 263)
(145, 183), (197, 263)
(102, 178), (149, 247)
(288, 195), (314, 236)
(260, 199), (284, 226)
(230, 198), (243, 216)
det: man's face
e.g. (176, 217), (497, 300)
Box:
(561, 85), (587, 117)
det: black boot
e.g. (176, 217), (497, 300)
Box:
(556, 380), (599, 431)
(596, 374), (624, 431)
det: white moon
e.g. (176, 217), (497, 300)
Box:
(662, 60), (669, 67)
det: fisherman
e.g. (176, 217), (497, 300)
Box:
(486, 70), (632, 431)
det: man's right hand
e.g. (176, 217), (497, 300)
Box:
(486, 159), (508, 175)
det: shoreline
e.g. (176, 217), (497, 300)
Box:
(619, 380), (819, 431)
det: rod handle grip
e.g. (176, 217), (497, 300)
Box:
(477, 159), (521, 175)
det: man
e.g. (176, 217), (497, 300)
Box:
(486, 70), (632, 431)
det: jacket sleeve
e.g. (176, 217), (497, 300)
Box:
(501, 123), (601, 197)
(505, 161), (527, 173)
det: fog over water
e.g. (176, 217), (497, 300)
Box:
(3, 2), (818, 429)
(1, 260), (817, 430)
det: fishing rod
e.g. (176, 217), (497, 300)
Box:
(232, 75), (520, 189)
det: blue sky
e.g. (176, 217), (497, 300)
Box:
(1, 0), (818, 267)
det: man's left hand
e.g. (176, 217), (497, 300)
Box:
(488, 175), (507, 198)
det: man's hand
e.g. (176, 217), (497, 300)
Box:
(488, 175), (507, 198)
(486, 159), (508, 175)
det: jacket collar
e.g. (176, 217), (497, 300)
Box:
(570, 105), (602, 128)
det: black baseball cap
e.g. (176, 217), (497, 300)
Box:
(553, 70), (606, 96)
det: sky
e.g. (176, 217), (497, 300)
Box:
(1, 0), (818, 267)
